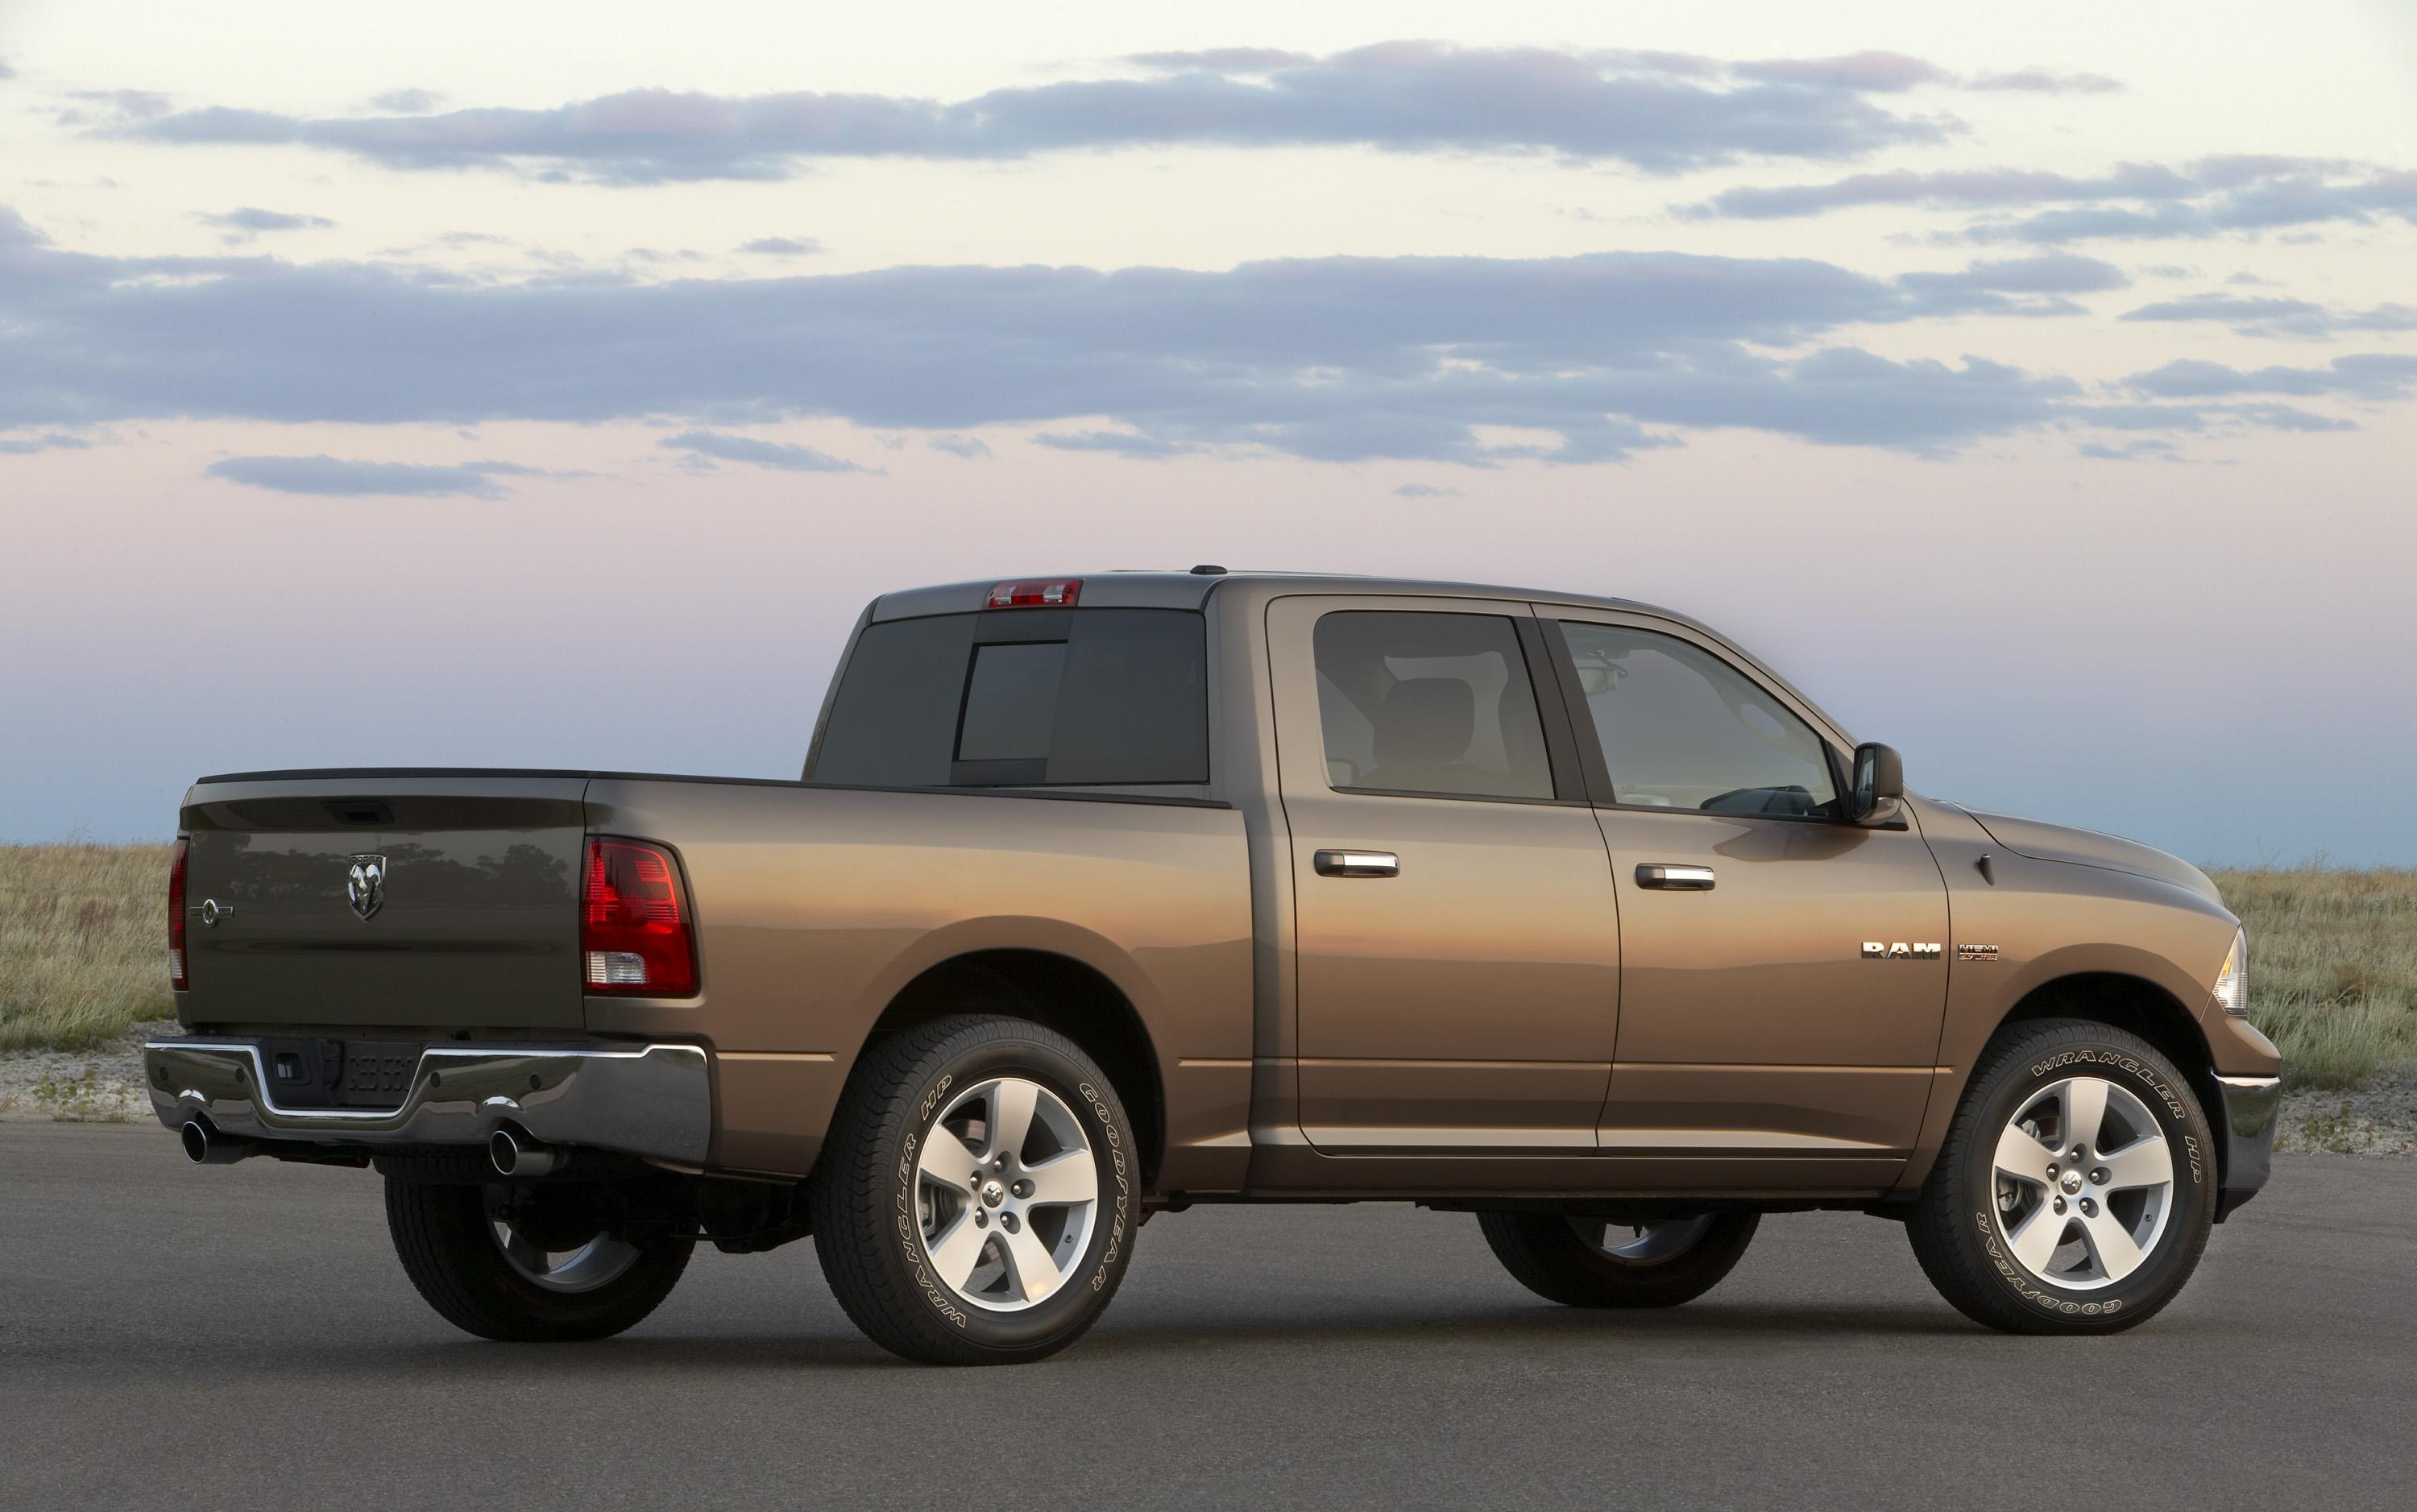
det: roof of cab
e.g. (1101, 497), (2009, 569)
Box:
(869, 570), (1693, 627)
(865, 570), (1853, 747)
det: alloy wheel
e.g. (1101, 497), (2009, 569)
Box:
(914, 1075), (1101, 1311)
(1991, 1075), (2175, 1289)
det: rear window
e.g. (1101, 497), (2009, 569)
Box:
(809, 609), (1209, 788)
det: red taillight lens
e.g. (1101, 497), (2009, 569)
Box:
(581, 838), (697, 996)
(986, 578), (1081, 608)
(168, 837), (190, 990)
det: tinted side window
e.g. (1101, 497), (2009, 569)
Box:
(1556, 622), (1837, 817)
(811, 609), (1208, 788)
(1313, 611), (1554, 801)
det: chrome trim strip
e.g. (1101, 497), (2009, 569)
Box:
(142, 1038), (711, 1165)
(2215, 1074), (2282, 1090)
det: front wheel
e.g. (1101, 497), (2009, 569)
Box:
(384, 1179), (692, 1341)
(1478, 1210), (1760, 1308)
(1907, 1018), (2215, 1335)
(810, 1015), (1140, 1365)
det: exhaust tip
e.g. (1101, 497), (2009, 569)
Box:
(180, 1117), (255, 1165)
(489, 1125), (558, 1179)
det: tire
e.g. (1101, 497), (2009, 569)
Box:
(1478, 1210), (1760, 1308)
(1907, 1017), (2216, 1335)
(811, 1015), (1140, 1365)
(384, 1178), (692, 1342)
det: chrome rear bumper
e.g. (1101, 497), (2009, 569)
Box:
(143, 1038), (712, 1166)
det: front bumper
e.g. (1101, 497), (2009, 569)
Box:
(2212, 1072), (2282, 1222)
(143, 1038), (712, 1166)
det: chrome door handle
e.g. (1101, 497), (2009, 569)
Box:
(1636, 864), (1715, 890)
(1315, 849), (1399, 878)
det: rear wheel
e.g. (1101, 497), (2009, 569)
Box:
(1907, 1018), (2215, 1334)
(811, 1015), (1140, 1365)
(384, 1179), (692, 1341)
(1478, 1210), (1760, 1308)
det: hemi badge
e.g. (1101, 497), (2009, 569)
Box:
(1958, 944), (2000, 963)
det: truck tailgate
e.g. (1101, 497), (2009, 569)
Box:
(178, 773), (589, 1030)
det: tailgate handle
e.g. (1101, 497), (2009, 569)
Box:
(1315, 849), (1399, 878)
(1637, 864), (1715, 890)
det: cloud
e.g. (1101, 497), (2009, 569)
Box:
(1967, 68), (2121, 94)
(927, 433), (990, 458)
(1393, 483), (1461, 497)
(0, 430), (93, 454)
(204, 454), (531, 498)
(369, 88), (443, 113)
(1680, 157), (2417, 243)
(197, 206), (336, 245)
(661, 430), (869, 472)
(1034, 430), (1205, 459)
(738, 236), (823, 255)
(110, 42), (1979, 182)
(1, 206), (2383, 462)
(2122, 354), (2417, 400)
(2118, 292), (2417, 339)
(1894, 251), (2128, 316)
(0, 205), (50, 246)
(0, 56), (16, 82)
(2079, 439), (2179, 461)
(1126, 48), (1312, 73)
(62, 88), (171, 123)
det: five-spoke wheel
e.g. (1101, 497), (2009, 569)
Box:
(1988, 1076), (2176, 1289)
(914, 1076), (1103, 1311)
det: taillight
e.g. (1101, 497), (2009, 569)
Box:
(581, 838), (698, 996)
(986, 578), (1081, 608)
(168, 837), (190, 990)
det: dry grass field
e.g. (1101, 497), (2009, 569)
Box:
(2, 844), (2411, 1090)
(1, 843), (176, 1054)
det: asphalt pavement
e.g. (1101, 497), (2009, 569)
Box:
(4, 1123), (2410, 1510)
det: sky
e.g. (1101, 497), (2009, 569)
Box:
(2, 1), (2413, 865)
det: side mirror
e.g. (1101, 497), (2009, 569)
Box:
(1846, 742), (1905, 826)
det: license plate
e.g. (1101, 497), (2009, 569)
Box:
(259, 1038), (421, 1110)
(336, 1041), (420, 1107)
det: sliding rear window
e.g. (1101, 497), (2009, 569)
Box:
(809, 609), (1209, 788)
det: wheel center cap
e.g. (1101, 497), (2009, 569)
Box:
(980, 1180), (1006, 1208)
(2061, 1171), (2084, 1195)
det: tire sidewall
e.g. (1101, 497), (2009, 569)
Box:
(1961, 1035), (2214, 1324)
(884, 1032), (1137, 1354)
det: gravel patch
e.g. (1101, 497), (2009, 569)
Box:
(0, 1019), (172, 1122)
(2277, 1068), (2417, 1155)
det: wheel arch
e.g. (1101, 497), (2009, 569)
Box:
(860, 946), (1167, 1189)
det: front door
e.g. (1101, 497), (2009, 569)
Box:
(1270, 596), (1622, 1156)
(1544, 613), (1950, 1186)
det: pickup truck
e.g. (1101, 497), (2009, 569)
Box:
(148, 570), (2282, 1363)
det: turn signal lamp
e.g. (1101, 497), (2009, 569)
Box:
(582, 838), (698, 996)
(2212, 927), (2248, 1017)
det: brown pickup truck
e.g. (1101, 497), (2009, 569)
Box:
(149, 570), (2280, 1363)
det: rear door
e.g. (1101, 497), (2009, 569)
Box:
(1542, 613), (1948, 1183)
(179, 774), (590, 1030)
(1269, 595), (1622, 1155)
